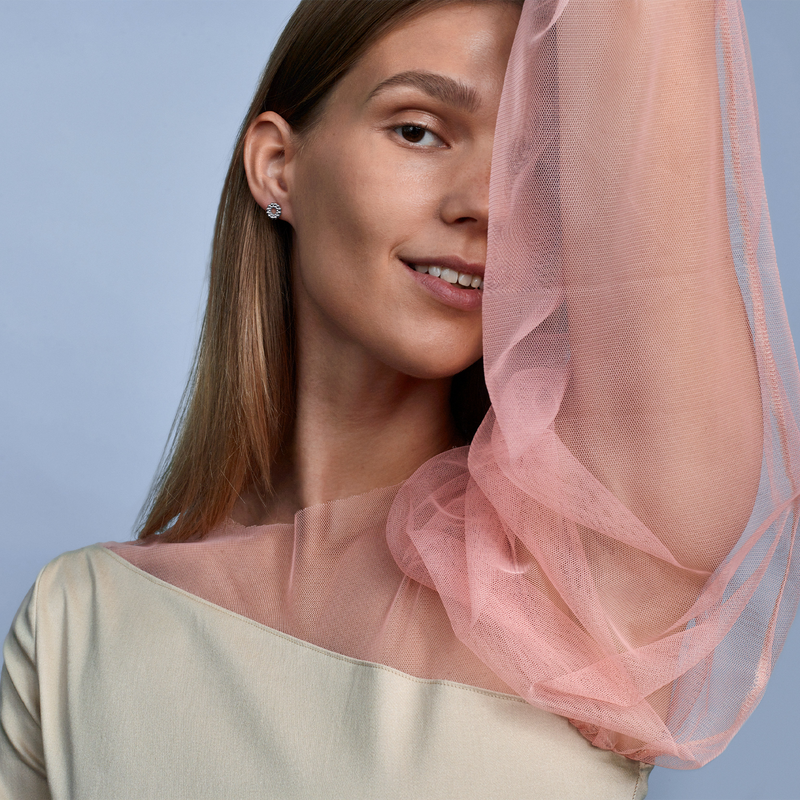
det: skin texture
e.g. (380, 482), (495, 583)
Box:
(241, 2), (521, 522)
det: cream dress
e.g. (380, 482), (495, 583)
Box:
(0, 543), (651, 799)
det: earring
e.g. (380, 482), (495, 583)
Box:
(265, 202), (282, 220)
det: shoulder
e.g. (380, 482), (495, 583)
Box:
(34, 543), (124, 600)
(7, 545), (113, 636)
(12, 543), (182, 692)
(21, 544), (155, 642)
(2, 544), (120, 701)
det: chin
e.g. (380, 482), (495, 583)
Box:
(381, 345), (483, 382)
(370, 311), (483, 380)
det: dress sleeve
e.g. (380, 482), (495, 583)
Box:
(0, 582), (51, 799)
(387, 0), (800, 769)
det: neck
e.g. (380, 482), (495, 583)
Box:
(234, 308), (459, 526)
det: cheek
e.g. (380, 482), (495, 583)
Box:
(295, 138), (395, 262)
(294, 131), (442, 267)
(291, 143), (394, 334)
(290, 135), (483, 378)
(291, 136), (414, 330)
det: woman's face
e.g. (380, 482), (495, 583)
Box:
(262, 1), (520, 379)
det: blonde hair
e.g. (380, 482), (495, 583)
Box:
(137, 0), (516, 542)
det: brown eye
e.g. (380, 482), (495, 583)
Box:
(393, 124), (443, 147)
(400, 125), (426, 143)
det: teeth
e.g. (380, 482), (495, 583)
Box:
(409, 263), (483, 290)
(440, 268), (459, 284)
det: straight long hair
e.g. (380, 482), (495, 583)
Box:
(137, 0), (508, 542)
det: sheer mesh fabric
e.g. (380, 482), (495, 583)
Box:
(109, 0), (799, 770)
(110, 485), (511, 694)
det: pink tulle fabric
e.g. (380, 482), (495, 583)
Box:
(109, 0), (800, 770)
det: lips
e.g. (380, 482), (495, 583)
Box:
(409, 263), (483, 290)
(402, 256), (485, 279)
(401, 256), (484, 312)
(401, 256), (484, 290)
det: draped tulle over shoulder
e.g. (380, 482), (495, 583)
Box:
(388, 0), (800, 768)
(99, 0), (800, 773)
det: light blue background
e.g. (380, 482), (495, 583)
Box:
(0, 2), (797, 797)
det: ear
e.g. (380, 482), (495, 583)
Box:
(243, 111), (296, 225)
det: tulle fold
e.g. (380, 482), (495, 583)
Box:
(386, 0), (800, 768)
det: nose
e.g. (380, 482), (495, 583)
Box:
(439, 138), (491, 230)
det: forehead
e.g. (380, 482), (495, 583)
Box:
(335, 2), (520, 111)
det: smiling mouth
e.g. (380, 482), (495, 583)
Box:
(405, 263), (483, 290)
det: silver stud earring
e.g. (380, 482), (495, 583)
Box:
(265, 202), (282, 220)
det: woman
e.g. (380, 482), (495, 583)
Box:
(1, 0), (797, 798)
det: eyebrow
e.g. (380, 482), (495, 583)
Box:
(366, 70), (480, 113)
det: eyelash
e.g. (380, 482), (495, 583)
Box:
(392, 123), (446, 148)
